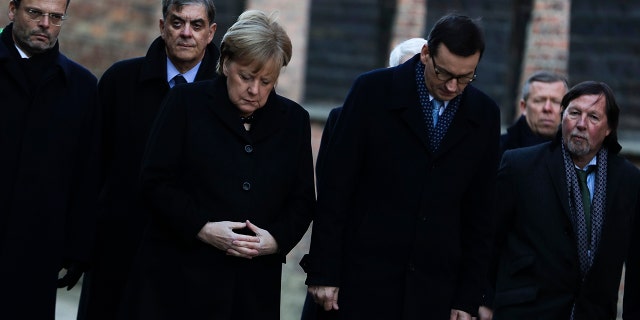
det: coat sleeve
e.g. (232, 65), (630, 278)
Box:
(623, 179), (640, 319)
(139, 87), (210, 241)
(64, 73), (102, 266)
(452, 94), (502, 314)
(264, 108), (316, 257)
(305, 76), (369, 287)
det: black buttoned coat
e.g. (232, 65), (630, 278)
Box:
(491, 140), (640, 319)
(0, 24), (101, 319)
(119, 76), (315, 320)
(306, 55), (501, 319)
(78, 37), (220, 320)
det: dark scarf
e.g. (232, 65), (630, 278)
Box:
(562, 141), (608, 319)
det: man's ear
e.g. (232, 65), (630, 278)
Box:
(159, 19), (165, 39)
(8, 1), (17, 21)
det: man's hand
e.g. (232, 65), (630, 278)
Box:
(308, 285), (339, 311)
(478, 306), (493, 320)
(450, 309), (474, 320)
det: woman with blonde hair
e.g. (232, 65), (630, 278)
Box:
(119, 10), (315, 320)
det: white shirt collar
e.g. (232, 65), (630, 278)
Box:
(15, 44), (30, 58)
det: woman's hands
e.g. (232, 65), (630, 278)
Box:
(197, 220), (278, 258)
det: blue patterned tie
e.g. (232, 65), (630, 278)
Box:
(432, 99), (442, 127)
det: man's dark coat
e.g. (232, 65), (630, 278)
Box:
(306, 55), (501, 319)
(78, 37), (220, 320)
(491, 139), (640, 319)
(0, 23), (101, 319)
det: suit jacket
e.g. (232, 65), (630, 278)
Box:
(119, 76), (315, 320)
(306, 55), (501, 319)
(491, 138), (640, 319)
(0, 23), (101, 319)
(78, 37), (220, 320)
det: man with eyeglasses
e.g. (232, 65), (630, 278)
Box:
(0, 0), (101, 319)
(305, 14), (500, 320)
(76, 1), (219, 319)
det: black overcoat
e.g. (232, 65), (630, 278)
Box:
(306, 55), (501, 319)
(0, 24), (101, 319)
(119, 76), (315, 319)
(491, 139), (640, 319)
(78, 37), (220, 320)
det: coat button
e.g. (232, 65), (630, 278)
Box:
(244, 145), (253, 153)
(242, 181), (251, 191)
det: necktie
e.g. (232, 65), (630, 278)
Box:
(172, 74), (187, 87)
(575, 167), (594, 238)
(432, 99), (442, 127)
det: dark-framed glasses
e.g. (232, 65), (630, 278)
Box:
(431, 55), (476, 84)
(23, 8), (67, 26)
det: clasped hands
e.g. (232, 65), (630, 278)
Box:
(197, 220), (278, 259)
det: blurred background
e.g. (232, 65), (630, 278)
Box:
(2, 0), (637, 319)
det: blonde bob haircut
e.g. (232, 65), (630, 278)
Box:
(217, 10), (292, 75)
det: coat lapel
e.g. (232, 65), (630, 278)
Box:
(390, 59), (430, 152)
(249, 92), (286, 143)
(546, 142), (572, 218)
(205, 78), (285, 142)
(205, 78), (249, 139)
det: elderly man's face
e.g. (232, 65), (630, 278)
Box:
(562, 94), (611, 167)
(160, 4), (216, 73)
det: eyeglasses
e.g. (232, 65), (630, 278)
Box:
(430, 55), (476, 84)
(23, 8), (67, 26)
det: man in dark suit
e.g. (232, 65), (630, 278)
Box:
(487, 81), (640, 319)
(304, 14), (501, 319)
(77, 0), (219, 318)
(0, 0), (101, 318)
(500, 71), (568, 157)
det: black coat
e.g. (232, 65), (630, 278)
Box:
(78, 37), (220, 320)
(491, 140), (640, 319)
(500, 115), (554, 158)
(306, 55), (501, 319)
(0, 24), (101, 319)
(119, 76), (315, 319)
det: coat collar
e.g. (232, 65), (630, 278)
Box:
(0, 23), (73, 92)
(205, 76), (287, 143)
(138, 36), (220, 85)
(547, 133), (625, 219)
(390, 54), (487, 157)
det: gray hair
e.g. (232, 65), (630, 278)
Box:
(388, 38), (427, 67)
(162, 0), (216, 25)
(217, 10), (292, 75)
(521, 71), (569, 101)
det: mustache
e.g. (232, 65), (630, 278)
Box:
(570, 132), (588, 140)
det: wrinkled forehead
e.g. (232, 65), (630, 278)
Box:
(18, 0), (69, 11)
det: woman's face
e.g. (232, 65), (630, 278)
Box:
(223, 59), (280, 117)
